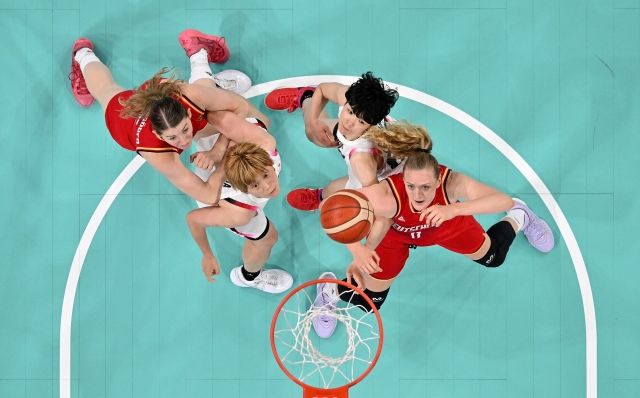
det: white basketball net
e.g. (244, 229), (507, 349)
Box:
(273, 285), (381, 389)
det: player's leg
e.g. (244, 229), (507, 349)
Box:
(70, 38), (125, 110)
(178, 29), (251, 94)
(464, 198), (554, 268)
(336, 232), (408, 313)
(229, 218), (293, 294)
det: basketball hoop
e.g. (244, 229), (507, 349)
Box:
(270, 278), (384, 398)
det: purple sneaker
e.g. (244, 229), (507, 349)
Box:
(511, 198), (555, 253)
(312, 272), (339, 338)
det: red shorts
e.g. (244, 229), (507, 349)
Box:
(372, 216), (486, 280)
(105, 90), (137, 151)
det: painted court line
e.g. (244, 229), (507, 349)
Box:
(60, 76), (596, 398)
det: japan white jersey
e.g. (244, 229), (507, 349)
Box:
(335, 106), (403, 189)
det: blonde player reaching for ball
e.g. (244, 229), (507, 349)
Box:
(311, 121), (555, 338)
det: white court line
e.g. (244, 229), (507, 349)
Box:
(60, 76), (595, 398)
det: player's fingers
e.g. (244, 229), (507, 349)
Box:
(372, 251), (380, 264)
(419, 208), (431, 222)
(354, 273), (364, 290)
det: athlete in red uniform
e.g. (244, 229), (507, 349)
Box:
(68, 29), (262, 205)
(321, 122), (555, 313)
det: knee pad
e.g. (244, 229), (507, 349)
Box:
(474, 220), (516, 268)
(337, 279), (390, 312)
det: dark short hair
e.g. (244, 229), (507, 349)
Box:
(344, 72), (399, 125)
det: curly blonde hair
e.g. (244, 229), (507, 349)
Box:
(224, 142), (275, 193)
(365, 120), (439, 177)
(363, 120), (433, 160)
(118, 67), (188, 134)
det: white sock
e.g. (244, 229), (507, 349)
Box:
(74, 47), (101, 73)
(188, 48), (214, 84)
(503, 209), (526, 233)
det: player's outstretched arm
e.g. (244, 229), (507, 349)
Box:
(206, 111), (276, 151)
(350, 152), (379, 188)
(186, 204), (254, 282)
(181, 83), (244, 115)
(445, 171), (514, 216)
(141, 151), (222, 205)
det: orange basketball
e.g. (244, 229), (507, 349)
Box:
(320, 190), (374, 244)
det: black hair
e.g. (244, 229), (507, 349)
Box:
(344, 72), (399, 125)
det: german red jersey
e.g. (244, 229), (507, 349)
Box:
(105, 86), (208, 154)
(383, 165), (485, 254)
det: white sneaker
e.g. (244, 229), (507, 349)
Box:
(229, 266), (293, 294)
(213, 69), (252, 94)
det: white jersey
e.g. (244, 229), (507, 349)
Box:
(335, 106), (403, 189)
(194, 118), (281, 239)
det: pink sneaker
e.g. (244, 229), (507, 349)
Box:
(286, 188), (322, 211)
(69, 38), (95, 107)
(178, 29), (230, 64)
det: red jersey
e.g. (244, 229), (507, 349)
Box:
(384, 165), (485, 253)
(104, 87), (208, 154)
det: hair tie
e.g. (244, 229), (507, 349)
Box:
(416, 148), (430, 154)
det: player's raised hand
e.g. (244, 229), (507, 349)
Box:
(349, 243), (382, 275)
(346, 262), (365, 291)
(190, 150), (220, 171)
(308, 118), (337, 148)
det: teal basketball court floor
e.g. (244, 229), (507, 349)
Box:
(0, 0), (638, 397)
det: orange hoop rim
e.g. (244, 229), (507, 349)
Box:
(270, 278), (384, 392)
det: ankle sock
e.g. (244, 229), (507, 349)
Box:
(74, 47), (101, 73)
(188, 49), (215, 84)
(504, 208), (526, 233)
(241, 266), (261, 281)
(299, 89), (315, 105)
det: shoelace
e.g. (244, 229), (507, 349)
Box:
(257, 272), (279, 287)
(213, 77), (237, 90)
(316, 292), (337, 323)
(287, 99), (300, 113)
(68, 65), (90, 95)
(524, 218), (546, 241)
(299, 190), (318, 204)
(210, 37), (227, 62)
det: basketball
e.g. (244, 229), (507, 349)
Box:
(320, 190), (374, 244)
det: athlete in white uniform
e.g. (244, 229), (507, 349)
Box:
(264, 72), (401, 211)
(334, 106), (403, 189)
(194, 121), (281, 239)
(179, 32), (293, 294)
